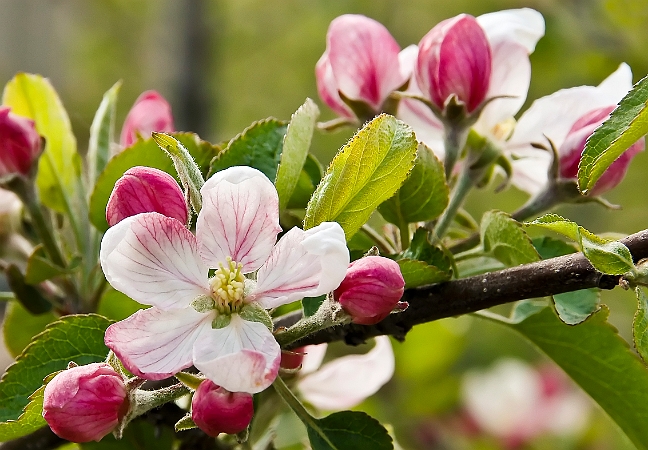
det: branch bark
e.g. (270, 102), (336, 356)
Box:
(282, 228), (648, 349)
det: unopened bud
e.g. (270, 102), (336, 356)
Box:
(42, 363), (128, 443)
(106, 166), (188, 226)
(191, 380), (254, 437)
(416, 14), (492, 114)
(120, 90), (175, 148)
(334, 256), (406, 325)
(0, 107), (41, 177)
(280, 347), (306, 370)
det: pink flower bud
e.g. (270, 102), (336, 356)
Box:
(280, 347), (306, 370)
(191, 380), (254, 436)
(334, 256), (406, 325)
(558, 106), (644, 195)
(416, 14), (492, 113)
(120, 90), (175, 148)
(0, 107), (41, 177)
(106, 166), (188, 226)
(316, 15), (412, 119)
(42, 363), (128, 443)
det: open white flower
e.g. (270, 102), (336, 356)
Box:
(297, 336), (394, 410)
(100, 166), (349, 394)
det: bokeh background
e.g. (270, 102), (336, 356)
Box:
(2, 0), (648, 448)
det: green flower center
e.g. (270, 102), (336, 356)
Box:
(209, 257), (245, 314)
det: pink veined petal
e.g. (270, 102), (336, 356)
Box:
(197, 166), (281, 273)
(105, 307), (212, 380)
(297, 336), (394, 411)
(477, 8), (545, 54)
(397, 44), (419, 85)
(397, 98), (445, 157)
(315, 52), (356, 119)
(510, 151), (551, 196)
(193, 315), (280, 394)
(474, 41), (530, 137)
(252, 222), (349, 310)
(327, 14), (405, 110)
(300, 344), (328, 375)
(100, 213), (209, 310)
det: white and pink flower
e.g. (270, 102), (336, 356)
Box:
(316, 14), (415, 120)
(100, 166), (349, 394)
(296, 336), (394, 411)
(398, 8), (545, 158)
(506, 63), (644, 195)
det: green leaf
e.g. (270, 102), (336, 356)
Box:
(24, 245), (81, 285)
(306, 411), (393, 450)
(578, 74), (648, 194)
(89, 133), (218, 232)
(0, 314), (112, 441)
(488, 306), (648, 450)
(304, 114), (417, 238)
(97, 289), (144, 322)
(87, 81), (121, 191)
(2, 73), (80, 213)
(152, 133), (205, 214)
(2, 301), (57, 357)
(275, 98), (319, 210)
(0, 386), (46, 442)
(397, 259), (450, 288)
(633, 287), (648, 363)
(208, 118), (288, 180)
(287, 154), (323, 209)
(378, 143), (449, 225)
(401, 228), (453, 271)
(302, 295), (325, 317)
(481, 211), (540, 267)
(4, 264), (52, 314)
(531, 236), (577, 260)
(527, 214), (635, 275)
(553, 289), (600, 325)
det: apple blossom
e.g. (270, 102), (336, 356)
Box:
(316, 14), (415, 121)
(507, 63), (643, 196)
(120, 90), (175, 147)
(334, 255), (406, 325)
(106, 166), (188, 226)
(296, 336), (394, 410)
(101, 166), (349, 394)
(0, 107), (41, 177)
(191, 380), (253, 436)
(42, 363), (128, 443)
(461, 359), (590, 446)
(398, 9), (545, 158)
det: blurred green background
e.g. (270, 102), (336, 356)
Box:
(2, 0), (648, 448)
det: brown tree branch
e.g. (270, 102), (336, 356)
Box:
(282, 228), (648, 349)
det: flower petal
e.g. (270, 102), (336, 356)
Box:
(327, 14), (405, 110)
(477, 8), (545, 54)
(252, 222), (349, 309)
(193, 315), (280, 394)
(100, 213), (209, 310)
(105, 307), (212, 380)
(297, 336), (394, 410)
(300, 344), (328, 375)
(315, 52), (356, 119)
(197, 166), (281, 273)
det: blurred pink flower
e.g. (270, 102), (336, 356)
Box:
(101, 166), (349, 394)
(106, 166), (188, 226)
(461, 359), (591, 447)
(120, 90), (175, 147)
(42, 363), (128, 443)
(0, 107), (41, 177)
(316, 14), (415, 120)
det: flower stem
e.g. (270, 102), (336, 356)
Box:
(443, 124), (468, 180)
(360, 225), (395, 254)
(274, 297), (348, 347)
(433, 163), (474, 240)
